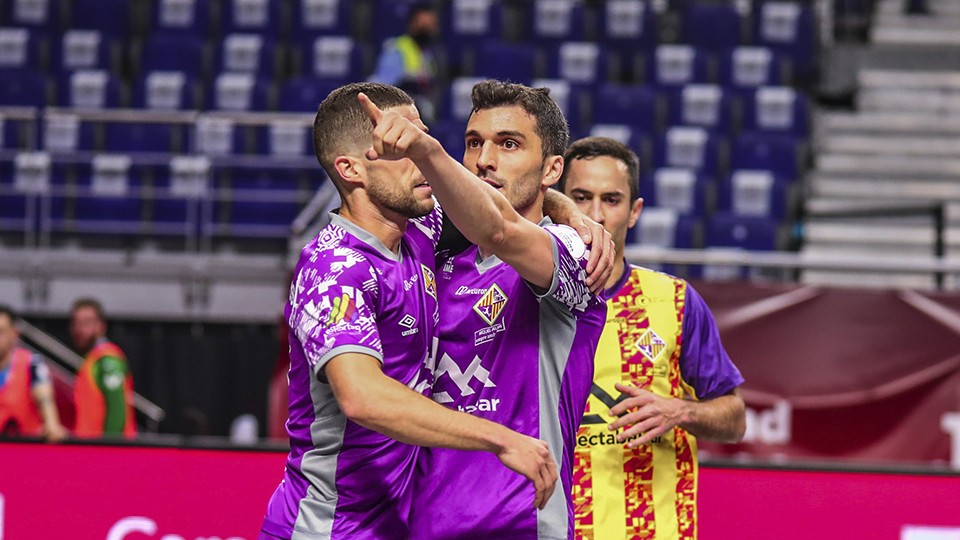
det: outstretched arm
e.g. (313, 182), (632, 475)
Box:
(326, 353), (558, 509)
(607, 384), (746, 447)
(359, 93), (558, 289)
(542, 189), (615, 294)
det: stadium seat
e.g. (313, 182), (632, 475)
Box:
(546, 41), (607, 87)
(192, 116), (243, 156)
(428, 119), (467, 161)
(741, 86), (810, 138)
(207, 72), (271, 111)
(0, 27), (44, 71)
(647, 45), (710, 89)
(58, 70), (123, 109)
(653, 126), (723, 175)
(211, 166), (306, 238)
(680, 2), (745, 51)
(150, 0), (212, 36)
(526, 0), (586, 43)
(590, 83), (659, 133)
(439, 76), (485, 122)
(600, 0), (657, 63)
(473, 42), (539, 85)
(0, 69), (47, 106)
(70, 0), (130, 37)
(632, 206), (699, 249)
(257, 121), (312, 157)
(293, 0), (352, 41)
(443, 0), (503, 75)
(588, 124), (649, 161)
(731, 132), (804, 180)
(0, 152), (47, 233)
(299, 35), (365, 81)
(644, 167), (711, 217)
(3, 0), (62, 33)
(104, 122), (185, 154)
(52, 30), (113, 73)
(718, 46), (783, 95)
(717, 169), (789, 219)
(42, 113), (97, 152)
(220, 0), (281, 36)
(706, 212), (780, 250)
(277, 76), (341, 112)
(68, 155), (145, 231)
(665, 84), (734, 135)
(152, 156), (209, 235)
(140, 32), (207, 78)
(753, 1), (818, 80)
(216, 33), (277, 78)
(133, 71), (198, 110)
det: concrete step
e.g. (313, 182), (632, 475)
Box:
(802, 222), (941, 246)
(816, 153), (960, 178)
(859, 69), (960, 91)
(877, 0), (960, 15)
(818, 112), (960, 136)
(872, 23), (960, 46)
(807, 175), (960, 201)
(800, 270), (940, 290)
(817, 134), (960, 156)
(857, 88), (960, 115)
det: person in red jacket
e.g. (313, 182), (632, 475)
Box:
(0, 305), (68, 442)
(70, 298), (136, 438)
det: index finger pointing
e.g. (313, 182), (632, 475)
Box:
(357, 92), (382, 124)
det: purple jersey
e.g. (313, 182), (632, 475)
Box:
(410, 221), (606, 540)
(260, 210), (442, 540)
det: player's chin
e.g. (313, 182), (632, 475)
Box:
(406, 197), (435, 219)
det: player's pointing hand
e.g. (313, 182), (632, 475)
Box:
(358, 92), (434, 162)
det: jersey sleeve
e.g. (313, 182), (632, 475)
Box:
(409, 202), (445, 251)
(93, 355), (129, 434)
(540, 224), (596, 314)
(288, 247), (383, 377)
(679, 283), (745, 400)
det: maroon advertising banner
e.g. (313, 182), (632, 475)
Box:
(692, 281), (960, 468)
(1, 443), (957, 540)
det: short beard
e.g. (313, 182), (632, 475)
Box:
(367, 179), (434, 219)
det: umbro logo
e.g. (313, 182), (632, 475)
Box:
(399, 314), (418, 336)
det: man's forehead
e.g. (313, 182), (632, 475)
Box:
(567, 157), (631, 191)
(467, 105), (537, 132)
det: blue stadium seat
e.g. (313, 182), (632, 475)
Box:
(220, 0), (281, 36)
(3, 0), (62, 33)
(731, 132), (804, 180)
(718, 46), (784, 95)
(681, 2), (745, 51)
(473, 42), (538, 85)
(140, 32), (206, 77)
(631, 206), (699, 248)
(192, 116), (245, 155)
(741, 86), (810, 139)
(525, 0), (586, 43)
(257, 122), (312, 157)
(42, 114), (97, 152)
(58, 70), (123, 109)
(0, 27), (44, 71)
(590, 83), (659, 133)
(753, 1), (818, 80)
(600, 0), (657, 67)
(212, 166), (306, 238)
(370, 0), (418, 47)
(1, 118), (23, 149)
(67, 156), (146, 232)
(150, 0), (212, 37)
(646, 45), (710, 90)
(292, 0), (352, 41)
(439, 76), (485, 122)
(70, 0), (130, 37)
(665, 84), (734, 135)
(133, 71), (198, 110)
(0, 154), (36, 233)
(653, 126), (723, 175)
(428, 119), (467, 161)
(152, 156), (209, 235)
(277, 76), (341, 112)
(300, 35), (365, 80)
(443, 0), (504, 75)
(588, 124), (649, 161)
(546, 41), (607, 88)
(707, 213), (780, 250)
(104, 122), (185, 153)
(717, 169), (788, 219)
(216, 33), (277, 77)
(643, 167), (711, 218)
(207, 73), (271, 111)
(51, 30), (113, 73)
(0, 69), (47, 106)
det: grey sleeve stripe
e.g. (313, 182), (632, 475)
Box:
(315, 345), (385, 377)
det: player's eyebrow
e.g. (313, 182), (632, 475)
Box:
(464, 129), (527, 140)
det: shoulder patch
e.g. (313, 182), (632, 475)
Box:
(548, 225), (586, 260)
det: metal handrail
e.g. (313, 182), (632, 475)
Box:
(15, 318), (166, 431)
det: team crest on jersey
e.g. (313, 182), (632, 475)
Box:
(636, 328), (667, 362)
(421, 264), (437, 299)
(473, 284), (508, 326)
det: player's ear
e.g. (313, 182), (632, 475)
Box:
(541, 155), (563, 188)
(334, 155), (367, 187)
(628, 198), (643, 228)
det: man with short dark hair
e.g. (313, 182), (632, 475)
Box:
(70, 297), (136, 438)
(0, 305), (68, 443)
(559, 137), (746, 540)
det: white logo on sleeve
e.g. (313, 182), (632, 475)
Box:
(549, 225), (587, 260)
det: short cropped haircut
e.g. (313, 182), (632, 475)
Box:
(71, 297), (106, 323)
(0, 305), (15, 325)
(470, 80), (569, 158)
(558, 137), (641, 202)
(312, 82), (415, 181)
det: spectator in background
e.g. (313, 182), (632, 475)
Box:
(70, 298), (136, 438)
(368, 1), (440, 123)
(0, 305), (68, 442)
(558, 137), (746, 540)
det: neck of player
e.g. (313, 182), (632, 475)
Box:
(607, 250), (627, 292)
(339, 201), (407, 255)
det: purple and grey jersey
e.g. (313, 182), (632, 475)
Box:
(410, 220), (606, 540)
(260, 209), (442, 540)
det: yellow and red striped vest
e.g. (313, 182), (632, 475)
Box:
(574, 266), (699, 540)
(0, 348), (44, 436)
(74, 340), (136, 438)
